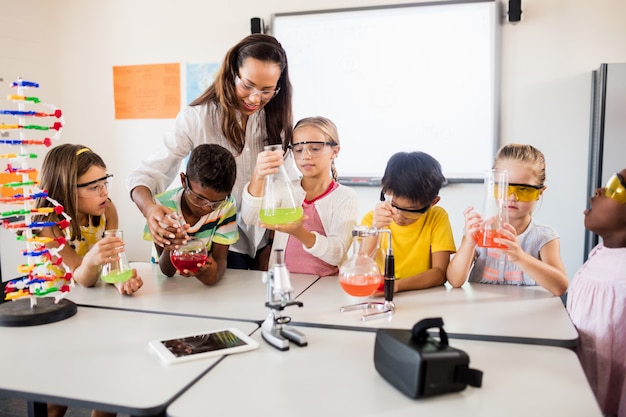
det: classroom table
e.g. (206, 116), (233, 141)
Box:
(67, 262), (319, 322)
(0, 306), (259, 417)
(288, 277), (579, 347)
(166, 326), (601, 417)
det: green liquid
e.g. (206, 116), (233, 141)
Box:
(101, 269), (133, 283)
(260, 207), (304, 225)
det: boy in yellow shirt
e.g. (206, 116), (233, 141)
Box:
(361, 151), (456, 293)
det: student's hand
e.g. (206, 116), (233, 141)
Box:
(83, 235), (126, 268)
(147, 205), (182, 247)
(114, 269), (143, 295)
(462, 206), (482, 247)
(493, 223), (523, 262)
(253, 148), (283, 181)
(372, 201), (394, 228)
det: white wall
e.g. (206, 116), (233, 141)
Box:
(1, 0), (626, 281)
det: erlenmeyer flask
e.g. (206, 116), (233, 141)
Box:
(472, 169), (509, 248)
(100, 229), (132, 283)
(338, 226), (383, 297)
(260, 144), (303, 225)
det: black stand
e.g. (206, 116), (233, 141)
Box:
(0, 297), (77, 327)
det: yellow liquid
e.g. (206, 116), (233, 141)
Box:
(101, 269), (133, 283)
(260, 207), (304, 225)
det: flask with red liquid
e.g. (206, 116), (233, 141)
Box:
(472, 169), (509, 248)
(166, 213), (208, 274)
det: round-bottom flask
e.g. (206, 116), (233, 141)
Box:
(170, 237), (208, 273)
(338, 227), (382, 297)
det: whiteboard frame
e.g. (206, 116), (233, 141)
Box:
(271, 0), (500, 185)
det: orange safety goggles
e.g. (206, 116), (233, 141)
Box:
(604, 173), (626, 204)
(495, 183), (543, 202)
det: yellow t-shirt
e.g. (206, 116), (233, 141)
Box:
(361, 206), (456, 279)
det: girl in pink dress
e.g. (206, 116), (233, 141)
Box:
(567, 168), (626, 417)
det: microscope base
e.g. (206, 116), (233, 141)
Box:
(261, 317), (308, 350)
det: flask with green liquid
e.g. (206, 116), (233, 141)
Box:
(260, 144), (303, 225)
(100, 229), (133, 283)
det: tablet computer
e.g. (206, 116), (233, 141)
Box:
(148, 327), (259, 364)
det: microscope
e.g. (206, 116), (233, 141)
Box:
(261, 249), (307, 351)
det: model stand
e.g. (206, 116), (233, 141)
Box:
(0, 79), (76, 326)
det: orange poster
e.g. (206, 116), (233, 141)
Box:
(113, 63), (180, 119)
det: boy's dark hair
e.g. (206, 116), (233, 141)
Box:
(381, 151), (446, 204)
(186, 144), (236, 194)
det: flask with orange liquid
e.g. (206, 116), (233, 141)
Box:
(338, 226), (383, 297)
(472, 169), (509, 248)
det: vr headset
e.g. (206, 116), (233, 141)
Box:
(374, 317), (483, 398)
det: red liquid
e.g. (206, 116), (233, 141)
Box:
(170, 253), (208, 273)
(472, 229), (507, 248)
(339, 275), (382, 297)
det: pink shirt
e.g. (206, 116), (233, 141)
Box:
(285, 182), (339, 277)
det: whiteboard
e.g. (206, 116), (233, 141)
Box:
(272, 0), (499, 184)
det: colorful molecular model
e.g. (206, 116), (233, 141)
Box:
(0, 79), (73, 306)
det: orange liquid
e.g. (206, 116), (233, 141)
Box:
(339, 275), (382, 297)
(472, 229), (507, 248)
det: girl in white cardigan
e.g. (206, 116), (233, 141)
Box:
(241, 116), (358, 276)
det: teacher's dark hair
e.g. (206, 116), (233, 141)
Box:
(191, 34), (293, 154)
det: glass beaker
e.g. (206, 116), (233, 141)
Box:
(338, 226), (383, 297)
(170, 237), (208, 274)
(472, 169), (509, 248)
(100, 229), (133, 283)
(259, 144), (303, 225)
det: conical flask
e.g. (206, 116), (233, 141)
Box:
(472, 169), (509, 248)
(100, 229), (132, 283)
(260, 144), (303, 225)
(338, 226), (383, 297)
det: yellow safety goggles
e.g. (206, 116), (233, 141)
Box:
(495, 183), (543, 202)
(604, 173), (626, 204)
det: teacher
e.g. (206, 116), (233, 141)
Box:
(126, 34), (293, 270)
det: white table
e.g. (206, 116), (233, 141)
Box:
(288, 277), (579, 347)
(67, 262), (319, 322)
(0, 306), (258, 416)
(166, 326), (601, 417)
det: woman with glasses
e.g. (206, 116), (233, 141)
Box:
(145, 144), (238, 285)
(566, 168), (626, 417)
(447, 144), (568, 296)
(362, 151), (456, 293)
(127, 34), (292, 271)
(241, 116), (358, 276)
(36, 144), (143, 417)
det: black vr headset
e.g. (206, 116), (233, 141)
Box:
(374, 317), (483, 398)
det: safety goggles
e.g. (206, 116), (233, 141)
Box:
(495, 183), (543, 202)
(604, 173), (626, 204)
(380, 191), (430, 219)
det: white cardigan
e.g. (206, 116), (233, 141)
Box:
(241, 177), (358, 270)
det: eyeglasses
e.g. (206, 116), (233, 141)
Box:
(235, 76), (280, 100)
(184, 176), (228, 210)
(495, 183), (544, 202)
(380, 191), (430, 219)
(288, 141), (336, 158)
(77, 174), (113, 196)
(604, 173), (626, 204)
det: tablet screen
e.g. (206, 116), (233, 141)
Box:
(160, 329), (248, 358)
